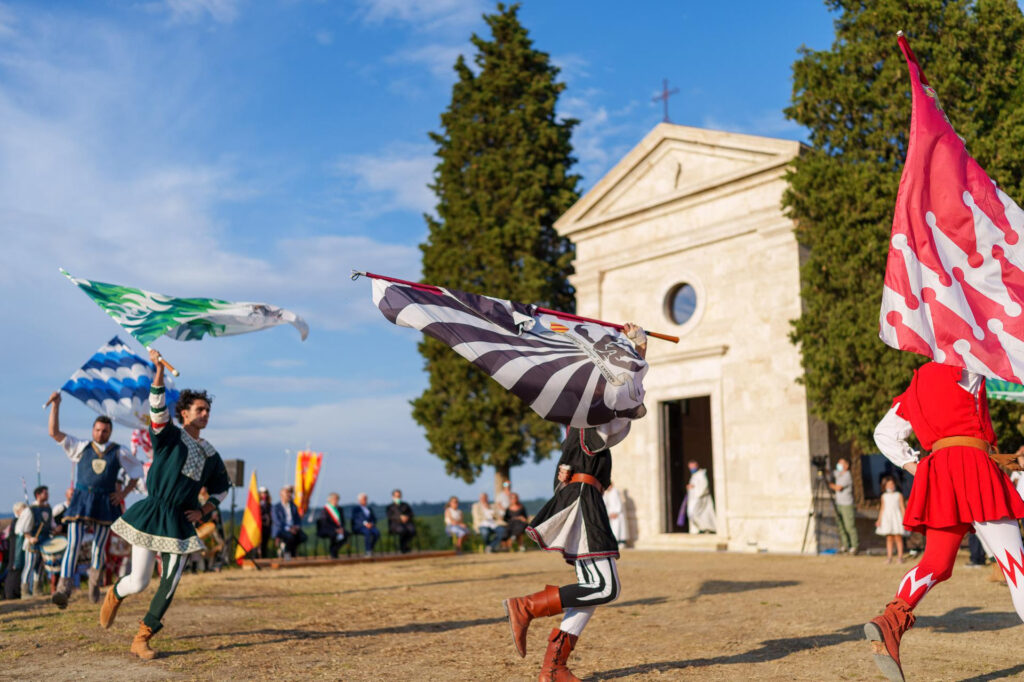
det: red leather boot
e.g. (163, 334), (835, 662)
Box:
(502, 585), (562, 657)
(864, 598), (916, 682)
(538, 627), (580, 682)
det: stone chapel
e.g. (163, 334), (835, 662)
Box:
(555, 122), (831, 553)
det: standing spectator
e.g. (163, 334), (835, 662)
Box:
(386, 489), (416, 554)
(16, 486), (54, 597)
(686, 460), (717, 534)
(350, 493), (379, 557)
(316, 493), (348, 559)
(603, 481), (629, 548)
(829, 457), (858, 554)
(875, 476), (908, 564)
(444, 497), (469, 553)
(504, 493), (529, 552)
(471, 493), (506, 553)
(4, 502), (28, 600)
(271, 487), (306, 559)
(258, 487), (273, 558)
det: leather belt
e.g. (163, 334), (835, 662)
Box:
(930, 436), (992, 454)
(569, 473), (604, 494)
(930, 436), (1023, 471)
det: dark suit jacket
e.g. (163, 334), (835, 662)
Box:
(271, 501), (301, 540)
(316, 505), (346, 538)
(350, 504), (376, 531)
(386, 501), (415, 533)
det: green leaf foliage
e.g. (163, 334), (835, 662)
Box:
(412, 3), (580, 484)
(786, 0), (1024, 454)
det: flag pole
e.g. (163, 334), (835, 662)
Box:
(352, 270), (680, 344)
(145, 346), (180, 377)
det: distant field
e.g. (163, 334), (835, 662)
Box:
(2, 550), (1023, 680)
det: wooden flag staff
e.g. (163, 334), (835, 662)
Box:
(352, 270), (680, 344)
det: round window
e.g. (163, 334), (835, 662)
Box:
(666, 283), (698, 325)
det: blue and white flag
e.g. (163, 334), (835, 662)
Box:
(61, 336), (179, 429)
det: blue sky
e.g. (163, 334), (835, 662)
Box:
(0, 0), (836, 511)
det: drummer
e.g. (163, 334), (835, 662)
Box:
(46, 392), (143, 609)
(14, 486), (54, 597)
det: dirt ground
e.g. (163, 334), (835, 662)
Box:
(2, 549), (1023, 681)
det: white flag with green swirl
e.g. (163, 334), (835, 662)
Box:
(62, 269), (309, 346)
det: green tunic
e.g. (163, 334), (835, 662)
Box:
(112, 404), (231, 554)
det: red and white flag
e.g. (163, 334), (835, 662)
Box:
(880, 34), (1024, 382)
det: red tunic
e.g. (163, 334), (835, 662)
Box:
(895, 362), (1024, 532)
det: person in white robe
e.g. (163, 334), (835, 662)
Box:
(603, 482), (629, 546)
(686, 461), (716, 534)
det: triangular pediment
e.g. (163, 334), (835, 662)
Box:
(557, 123), (803, 235)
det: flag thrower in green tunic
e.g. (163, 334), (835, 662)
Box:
(58, 268), (309, 377)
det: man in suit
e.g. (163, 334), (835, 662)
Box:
(316, 492), (348, 559)
(386, 489), (417, 554)
(350, 493), (379, 557)
(271, 487), (306, 559)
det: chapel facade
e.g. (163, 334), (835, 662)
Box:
(555, 123), (829, 552)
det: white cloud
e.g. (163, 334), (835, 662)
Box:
(386, 43), (463, 80)
(701, 110), (805, 141)
(315, 29), (333, 46)
(552, 53), (589, 82)
(334, 143), (436, 216)
(221, 375), (400, 393)
(155, 0), (241, 24)
(560, 91), (640, 187)
(353, 0), (486, 33)
(0, 3), (15, 38)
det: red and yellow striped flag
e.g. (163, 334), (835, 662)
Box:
(235, 471), (262, 565)
(294, 450), (323, 516)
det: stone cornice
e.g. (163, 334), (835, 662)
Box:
(646, 344), (729, 365)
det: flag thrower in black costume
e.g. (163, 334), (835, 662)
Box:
(358, 270), (670, 442)
(356, 270), (657, 680)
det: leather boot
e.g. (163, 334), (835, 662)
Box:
(99, 584), (123, 629)
(88, 568), (103, 603)
(864, 598), (916, 682)
(130, 621), (157, 660)
(538, 628), (580, 682)
(51, 578), (73, 609)
(502, 585), (562, 658)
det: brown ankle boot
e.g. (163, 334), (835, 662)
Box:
(503, 585), (562, 657)
(52, 578), (73, 610)
(130, 621), (157, 660)
(88, 568), (103, 603)
(864, 598), (915, 682)
(99, 584), (123, 629)
(538, 628), (580, 682)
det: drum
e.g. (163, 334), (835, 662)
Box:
(40, 536), (68, 575)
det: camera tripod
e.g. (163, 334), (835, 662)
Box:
(801, 463), (840, 554)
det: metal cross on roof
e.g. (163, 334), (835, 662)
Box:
(652, 78), (680, 123)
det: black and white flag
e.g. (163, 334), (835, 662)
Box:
(372, 278), (648, 440)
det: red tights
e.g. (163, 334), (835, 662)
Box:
(895, 524), (969, 608)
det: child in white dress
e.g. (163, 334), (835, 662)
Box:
(876, 476), (908, 564)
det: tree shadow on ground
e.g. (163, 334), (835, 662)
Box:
(205, 570), (548, 601)
(686, 579), (801, 603)
(608, 596), (669, 609)
(0, 599), (56, 618)
(959, 663), (1024, 681)
(174, 616), (507, 651)
(590, 608), (1020, 680)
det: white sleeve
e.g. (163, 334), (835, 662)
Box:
(117, 446), (145, 480)
(874, 404), (919, 469)
(60, 435), (87, 462)
(209, 489), (229, 504)
(14, 508), (33, 535)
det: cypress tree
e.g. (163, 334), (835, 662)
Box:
(786, 0), (1024, 493)
(412, 3), (579, 493)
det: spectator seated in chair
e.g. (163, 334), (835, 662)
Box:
(386, 489), (417, 554)
(271, 486), (306, 559)
(316, 493), (348, 559)
(471, 492), (506, 553)
(350, 493), (380, 557)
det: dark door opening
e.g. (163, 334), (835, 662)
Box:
(662, 396), (714, 533)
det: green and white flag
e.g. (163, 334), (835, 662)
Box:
(62, 269), (309, 346)
(988, 379), (1024, 404)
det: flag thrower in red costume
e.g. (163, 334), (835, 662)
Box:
(866, 34), (1024, 682)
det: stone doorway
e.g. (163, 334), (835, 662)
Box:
(661, 396), (714, 533)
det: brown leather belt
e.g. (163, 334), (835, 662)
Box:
(930, 436), (1023, 470)
(569, 473), (604, 494)
(930, 436), (992, 454)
